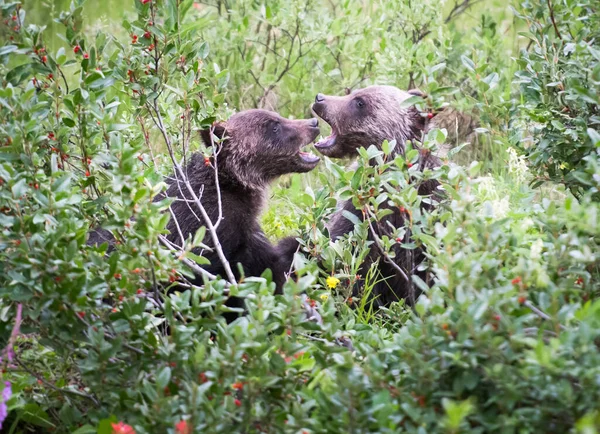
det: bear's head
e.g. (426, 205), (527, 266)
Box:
(311, 85), (426, 159)
(201, 109), (321, 189)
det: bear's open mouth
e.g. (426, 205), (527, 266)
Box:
(314, 133), (337, 150)
(298, 150), (320, 164)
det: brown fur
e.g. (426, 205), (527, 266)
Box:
(89, 109), (321, 320)
(312, 85), (442, 307)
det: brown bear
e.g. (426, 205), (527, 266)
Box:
(89, 109), (321, 318)
(311, 85), (442, 307)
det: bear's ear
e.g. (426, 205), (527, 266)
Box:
(407, 89), (427, 98)
(200, 122), (227, 147)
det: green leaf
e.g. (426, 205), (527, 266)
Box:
(156, 366), (171, 389)
(461, 55), (476, 72)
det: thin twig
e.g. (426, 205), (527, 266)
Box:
(366, 217), (410, 284)
(524, 300), (567, 330)
(547, 0), (563, 40)
(149, 99), (237, 284)
(14, 356), (100, 407)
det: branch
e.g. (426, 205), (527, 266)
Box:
(547, 0), (563, 40)
(524, 300), (567, 330)
(148, 99), (237, 285)
(366, 216), (410, 284)
(14, 356), (100, 407)
(444, 0), (482, 24)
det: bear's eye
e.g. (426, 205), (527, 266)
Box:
(355, 99), (365, 108)
(272, 122), (280, 133)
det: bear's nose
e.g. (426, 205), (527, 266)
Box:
(315, 93), (325, 103)
(309, 118), (318, 127)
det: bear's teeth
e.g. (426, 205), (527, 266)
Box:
(314, 134), (336, 149)
(299, 151), (320, 163)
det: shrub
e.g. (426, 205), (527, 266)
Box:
(1, 1), (600, 433)
(513, 0), (600, 197)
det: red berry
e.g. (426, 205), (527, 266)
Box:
(77, 311), (85, 318)
(511, 277), (522, 285)
(114, 273), (122, 279)
(83, 53), (89, 59)
(131, 35), (138, 44)
(138, 155), (144, 161)
(48, 73), (53, 80)
(518, 296), (526, 304)
(494, 314), (501, 321)
(406, 162), (413, 168)
(427, 112), (434, 119)
(41, 55), (47, 63)
(204, 156), (211, 166)
(85, 170), (90, 177)
(234, 399), (242, 407)
(73, 45), (81, 54)
(144, 31), (151, 39)
(141, 0), (151, 3)
(232, 382), (244, 390)
(395, 237), (402, 243)
(137, 289), (143, 294)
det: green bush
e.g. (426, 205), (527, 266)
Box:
(1, 1), (600, 433)
(514, 0), (600, 197)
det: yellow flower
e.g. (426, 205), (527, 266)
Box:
(320, 293), (329, 301)
(326, 276), (340, 289)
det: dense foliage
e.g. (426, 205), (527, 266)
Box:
(0, 0), (599, 433)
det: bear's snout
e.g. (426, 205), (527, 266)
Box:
(309, 117), (319, 128)
(315, 93), (325, 103)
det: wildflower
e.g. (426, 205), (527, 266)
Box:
(326, 276), (340, 289)
(575, 277), (584, 285)
(111, 421), (135, 434)
(0, 381), (12, 430)
(175, 420), (191, 434)
(320, 293), (329, 301)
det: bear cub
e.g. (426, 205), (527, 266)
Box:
(312, 85), (442, 307)
(89, 109), (321, 318)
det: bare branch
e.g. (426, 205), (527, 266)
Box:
(14, 356), (100, 407)
(147, 99), (237, 284)
(524, 300), (567, 330)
